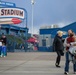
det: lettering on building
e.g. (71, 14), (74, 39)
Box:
(0, 8), (25, 19)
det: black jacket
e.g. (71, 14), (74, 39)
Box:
(53, 35), (64, 51)
(0, 37), (7, 45)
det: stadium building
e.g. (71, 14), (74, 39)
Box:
(39, 22), (76, 52)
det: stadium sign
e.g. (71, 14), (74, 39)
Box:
(0, 7), (25, 20)
(0, 7), (25, 24)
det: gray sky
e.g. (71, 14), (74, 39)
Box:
(1, 0), (76, 34)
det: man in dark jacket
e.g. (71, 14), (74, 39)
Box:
(53, 30), (64, 68)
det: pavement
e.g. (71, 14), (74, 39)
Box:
(0, 52), (75, 75)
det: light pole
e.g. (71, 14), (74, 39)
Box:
(31, 0), (35, 36)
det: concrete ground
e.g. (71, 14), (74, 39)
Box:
(0, 52), (75, 75)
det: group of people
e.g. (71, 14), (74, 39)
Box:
(53, 29), (76, 75)
(0, 33), (7, 57)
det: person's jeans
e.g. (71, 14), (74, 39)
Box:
(1, 46), (6, 56)
(64, 51), (76, 72)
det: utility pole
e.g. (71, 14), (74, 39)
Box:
(31, 0), (35, 36)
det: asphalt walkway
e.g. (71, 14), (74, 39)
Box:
(0, 52), (75, 75)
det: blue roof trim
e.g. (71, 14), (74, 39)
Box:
(61, 22), (76, 32)
(39, 28), (60, 34)
(1, 24), (28, 31)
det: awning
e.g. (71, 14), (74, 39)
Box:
(27, 37), (38, 43)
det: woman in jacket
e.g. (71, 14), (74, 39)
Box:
(53, 30), (64, 68)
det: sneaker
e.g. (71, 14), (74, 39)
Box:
(55, 63), (61, 68)
(56, 65), (61, 68)
(1, 55), (2, 57)
(64, 72), (68, 75)
(74, 72), (76, 74)
(4, 56), (6, 57)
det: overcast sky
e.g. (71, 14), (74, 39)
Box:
(2, 0), (76, 34)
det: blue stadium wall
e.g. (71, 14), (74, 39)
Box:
(0, 24), (28, 36)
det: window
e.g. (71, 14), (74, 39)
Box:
(42, 39), (46, 46)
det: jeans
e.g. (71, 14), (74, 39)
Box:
(64, 51), (76, 72)
(1, 46), (6, 56)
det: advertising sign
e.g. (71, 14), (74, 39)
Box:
(0, 7), (25, 20)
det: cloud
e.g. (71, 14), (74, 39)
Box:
(57, 21), (75, 28)
(28, 27), (39, 34)
(57, 22), (67, 27)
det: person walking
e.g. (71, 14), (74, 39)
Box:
(53, 30), (64, 68)
(64, 30), (76, 75)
